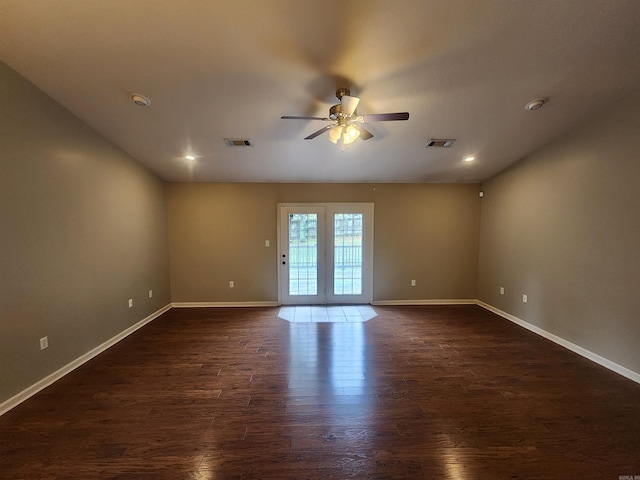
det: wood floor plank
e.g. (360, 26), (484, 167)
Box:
(2, 305), (640, 478)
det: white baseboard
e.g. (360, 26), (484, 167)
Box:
(477, 301), (640, 385)
(171, 301), (279, 308)
(372, 299), (477, 306)
(0, 304), (172, 417)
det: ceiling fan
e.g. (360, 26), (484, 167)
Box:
(281, 88), (409, 145)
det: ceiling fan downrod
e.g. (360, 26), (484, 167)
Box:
(335, 88), (350, 100)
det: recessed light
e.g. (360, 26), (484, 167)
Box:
(524, 98), (547, 111)
(131, 93), (151, 107)
(464, 156), (475, 162)
(184, 154), (196, 161)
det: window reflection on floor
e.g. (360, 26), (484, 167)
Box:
(288, 322), (321, 396)
(330, 322), (366, 395)
(287, 321), (368, 397)
(284, 306), (376, 403)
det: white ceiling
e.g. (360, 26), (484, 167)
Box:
(2, 0), (640, 183)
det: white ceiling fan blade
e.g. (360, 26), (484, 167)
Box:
(341, 95), (360, 116)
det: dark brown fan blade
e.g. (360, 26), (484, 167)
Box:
(304, 125), (334, 140)
(353, 124), (374, 140)
(281, 115), (330, 121)
(360, 112), (409, 122)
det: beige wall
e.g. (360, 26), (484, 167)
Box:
(0, 62), (171, 404)
(478, 89), (640, 374)
(167, 183), (482, 303)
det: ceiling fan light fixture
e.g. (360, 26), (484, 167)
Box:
(328, 125), (343, 144)
(343, 125), (360, 145)
(282, 87), (410, 143)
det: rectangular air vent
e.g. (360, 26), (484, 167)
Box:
(224, 138), (252, 147)
(425, 139), (455, 148)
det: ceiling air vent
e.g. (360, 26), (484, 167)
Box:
(425, 139), (455, 148)
(224, 138), (252, 147)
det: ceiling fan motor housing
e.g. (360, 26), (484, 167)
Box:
(329, 104), (342, 120)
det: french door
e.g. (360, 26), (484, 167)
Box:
(279, 203), (373, 305)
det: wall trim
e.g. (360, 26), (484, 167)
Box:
(477, 300), (640, 385)
(372, 299), (477, 306)
(171, 301), (279, 308)
(0, 304), (172, 417)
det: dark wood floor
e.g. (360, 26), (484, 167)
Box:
(2, 305), (640, 479)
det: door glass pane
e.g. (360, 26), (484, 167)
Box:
(334, 213), (363, 295)
(289, 213), (318, 296)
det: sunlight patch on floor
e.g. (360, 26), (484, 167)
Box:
(277, 305), (377, 323)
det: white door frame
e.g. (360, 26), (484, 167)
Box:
(278, 203), (374, 305)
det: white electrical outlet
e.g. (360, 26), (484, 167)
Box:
(128, 298), (134, 308)
(265, 240), (270, 247)
(40, 336), (48, 350)
(229, 281), (234, 288)
(148, 289), (153, 298)
(411, 280), (416, 287)
(500, 287), (505, 295)
(522, 294), (528, 303)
